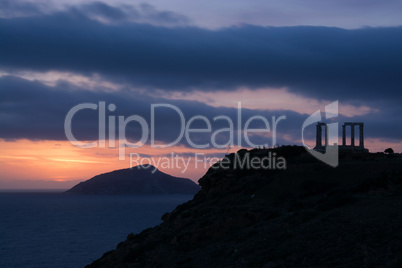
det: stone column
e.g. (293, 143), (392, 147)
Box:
(359, 124), (364, 148)
(316, 124), (322, 147)
(324, 124), (328, 147)
(342, 125), (346, 146)
(351, 124), (355, 147)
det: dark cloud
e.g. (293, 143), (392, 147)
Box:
(76, 2), (191, 26)
(134, 3), (191, 25)
(0, 75), (305, 147)
(0, 2), (401, 149)
(80, 1), (128, 21)
(0, 9), (400, 103)
(1, 76), (401, 148)
(0, 0), (44, 18)
(0, 0), (190, 26)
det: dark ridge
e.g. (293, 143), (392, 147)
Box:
(86, 146), (402, 267)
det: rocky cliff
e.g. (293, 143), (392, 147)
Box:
(87, 146), (402, 267)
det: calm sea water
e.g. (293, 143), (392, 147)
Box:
(0, 192), (193, 268)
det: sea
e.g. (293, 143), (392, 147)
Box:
(0, 191), (194, 268)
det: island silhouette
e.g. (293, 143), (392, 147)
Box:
(65, 164), (200, 195)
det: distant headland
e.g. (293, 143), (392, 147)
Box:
(65, 164), (200, 195)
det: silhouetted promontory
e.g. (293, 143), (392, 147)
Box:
(65, 165), (200, 195)
(87, 146), (402, 267)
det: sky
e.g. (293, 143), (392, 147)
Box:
(0, 0), (401, 189)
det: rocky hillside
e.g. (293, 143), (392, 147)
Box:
(65, 164), (200, 195)
(87, 146), (402, 267)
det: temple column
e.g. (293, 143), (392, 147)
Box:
(316, 124), (322, 147)
(324, 124), (328, 147)
(351, 124), (355, 147)
(359, 124), (364, 148)
(342, 125), (346, 146)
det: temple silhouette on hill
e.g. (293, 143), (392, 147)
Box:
(314, 122), (368, 152)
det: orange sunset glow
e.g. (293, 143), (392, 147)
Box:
(1, 134), (401, 189)
(0, 139), (232, 188)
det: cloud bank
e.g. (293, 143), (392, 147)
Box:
(0, 1), (401, 150)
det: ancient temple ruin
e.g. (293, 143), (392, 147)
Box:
(314, 122), (368, 152)
(315, 122), (329, 148)
(342, 122), (364, 148)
